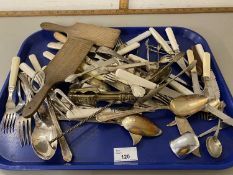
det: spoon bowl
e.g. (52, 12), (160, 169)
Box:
(31, 107), (58, 160)
(206, 136), (222, 158)
(206, 119), (223, 158)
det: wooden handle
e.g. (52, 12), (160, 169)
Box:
(40, 22), (68, 34)
(117, 42), (140, 55)
(29, 54), (42, 71)
(9, 56), (20, 88)
(126, 31), (151, 45)
(186, 50), (197, 73)
(165, 27), (179, 52)
(203, 52), (211, 78)
(19, 63), (35, 79)
(149, 27), (173, 54)
(43, 51), (55, 60)
(22, 84), (51, 118)
(54, 32), (67, 43)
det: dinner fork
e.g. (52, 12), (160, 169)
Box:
(17, 55), (44, 146)
(17, 73), (33, 146)
(0, 56), (20, 133)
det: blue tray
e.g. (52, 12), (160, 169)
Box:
(0, 26), (233, 170)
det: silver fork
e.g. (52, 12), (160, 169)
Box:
(17, 55), (44, 146)
(17, 73), (33, 146)
(0, 57), (20, 133)
(15, 80), (26, 114)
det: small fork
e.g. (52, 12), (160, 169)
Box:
(0, 57), (20, 133)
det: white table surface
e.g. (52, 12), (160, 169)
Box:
(0, 13), (233, 175)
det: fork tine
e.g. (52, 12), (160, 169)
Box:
(0, 114), (6, 131)
(28, 119), (32, 145)
(17, 119), (24, 146)
(11, 113), (18, 133)
(5, 114), (10, 134)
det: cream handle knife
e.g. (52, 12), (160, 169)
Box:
(117, 42), (140, 55)
(165, 27), (179, 52)
(165, 27), (188, 75)
(149, 27), (173, 54)
(126, 30), (151, 45)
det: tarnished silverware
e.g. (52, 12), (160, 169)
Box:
(48, 101), (115, 145)
(68, 92), (136, 106)
(165, 27), (188, 75)
(47, 98), (73, 162)
(138, 59), (196, 103)
(170, 132), (200, 159)
(170, 95), (208, 117)
(1, 56), (20, 133)
(120, 114), (162, 137)
(206, 119), (223, 158)
(31, 104), (57, 160)
(96, 105), (168, 122)
(175, 117), (201, 157)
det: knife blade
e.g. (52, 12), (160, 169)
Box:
(205, 104), (233, 126)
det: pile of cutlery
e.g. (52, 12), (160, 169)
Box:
(0, 23), (231, 162)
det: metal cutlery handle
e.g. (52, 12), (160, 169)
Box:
(47, 99), (73, 162)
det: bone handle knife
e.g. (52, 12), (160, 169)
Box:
(126, 30), (151, 45)
(187, 49), (202, 94)
(117, 42), (140, 55)
(165, 27), (188, 76)
(149, 27), (173, 54)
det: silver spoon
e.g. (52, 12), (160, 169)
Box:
(206, 119), (223, 158)
(31, 105), (57, 160)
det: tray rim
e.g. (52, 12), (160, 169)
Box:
(0, 26), (233, 170)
